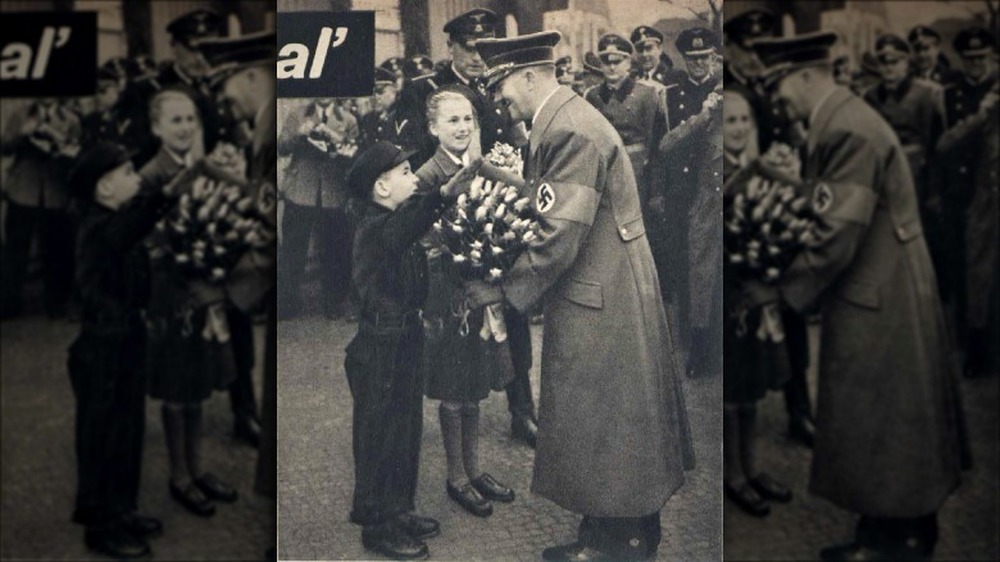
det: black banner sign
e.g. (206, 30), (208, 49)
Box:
(277, 11), (375, 98)
(0, 12), (97, 97)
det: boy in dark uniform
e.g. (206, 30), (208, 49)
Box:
(344, 142), (477, 559)
(68, 142), (180, 558)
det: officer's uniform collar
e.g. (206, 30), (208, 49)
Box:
(600, 75), (636, 103)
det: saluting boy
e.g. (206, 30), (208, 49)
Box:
(344, 141), (478, 560)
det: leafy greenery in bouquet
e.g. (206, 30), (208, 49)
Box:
(724, 158), (815, 285)
(432, 143), (539, 286)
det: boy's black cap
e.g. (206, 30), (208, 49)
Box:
(954, 26), (996, 57)
(166, 9), (222, 47)
(348, 142), (416, 199)
(444, 8), (498, 46)
(374, 66), (397, 87)
(70, 143), (133, 200)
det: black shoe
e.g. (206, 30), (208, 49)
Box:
(819, 542), (896, 561)
(471, 472), (515, 503)
(511, 415), (538, 448)
(361, 522), (429, 560)
(234, 416), (261, 448)
(396, 512), (440, 540)
(447, 481), (493, 517)
(195, 472), (238, 503)
(169, 481), (216, 517)
(118, 513), (162, 539)
(725, 482), (770, 517)
(788, 416), (815, 448)
(749, 472), (792, 503)
(542, 542), (621, 561)
(85, 524), (150, 559)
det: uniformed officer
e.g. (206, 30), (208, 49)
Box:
(584, 33), (666, 203)
(752, 31), (968, 562)
(358, 67), (424, 153)
(472, 30), (694, 562)
(938, 27), (998, 318)
(630, 25), (684, 86)
(571, 52), (605, 95)
(655, 26), (722, 377)
(403, 54), (435, 81)
(909, 25), (957, 85)
(400, 8), (526, 168)
(863, 33), (945, 202)
(555, 55), (574, 85)
(380, 56), (407, 92)
(400, 7), (537, 447)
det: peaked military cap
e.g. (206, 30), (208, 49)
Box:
(404, 54), (435, 79)
(555, 55), (573, 78)
(908, 25), (941, 46)
(725, 9), (777, 47)
(631, 25), (664, 46)
(166, 9), (222, 46)
(98, 57), (129, 82)
(752, 31), (839, 87)
(583, 51), (603, 74)
(347, 141), (416, 199)
(444, 8), (498, 46)
(197, 31), (277, 88)
(380, 57), (405, 76)
(875, 34), (911, 59)
(676, 27), (719, 56)
(476, 30), (562, 90)
(597, 33), (634, 61)
(374, 66), (397, 87)
(954, 26), (996, 57)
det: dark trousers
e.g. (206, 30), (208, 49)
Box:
(345, 323), (424, 525)
(227, 307), (258, 421)
(579, 512), (662, 560)
(503, 307), (535, 418)
(278, 202), (352, 315)
(2, 202), (74, 313)
(781, 308), (812, 420)
(67, 327), (146, 526)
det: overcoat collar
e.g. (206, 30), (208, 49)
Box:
(527, 86), (578, 164)
(807, 86), (854, 155)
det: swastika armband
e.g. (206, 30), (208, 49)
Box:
(810, 181), (877, 225)
(533, 180), (601, 225)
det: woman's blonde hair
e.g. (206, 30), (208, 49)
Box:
(149, 89), (200, 125)
(425, 85), (478, 127)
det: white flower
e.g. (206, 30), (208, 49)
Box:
(452, 224), (464, 234)
(491, 245), (503, 255)
(211, 267), (226, 281)
(495, 203), (506, 218)
(523, 231), (536, 243)
(513, 197), (530, 212)
(457, 193), (468, 207)
(470, 249), (482, 260)
(475, 206), (488, 221)
(504, 190), (518, 203)
(484, 223), (494, 235)
(488, 268), (503, 281)
(471, 240), (484, 250)
(175, 253), (190, 264)
(453, 254), (467, 263)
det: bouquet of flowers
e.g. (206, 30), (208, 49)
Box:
(724, 157), (814, 342)
(431, 143), (539, 347)
(147, 157), (268, 341)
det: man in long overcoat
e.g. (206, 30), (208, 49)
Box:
(470, 31), (695, 562)
(751, 32), (968, 562)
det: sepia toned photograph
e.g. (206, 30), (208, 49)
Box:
(276, 0), (722, 560)
(1, 1), (277, 560)
(721, 1), (998, 561)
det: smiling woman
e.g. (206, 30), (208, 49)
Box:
(150, 89), (203, 161)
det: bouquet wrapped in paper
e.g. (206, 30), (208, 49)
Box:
(724, 155), (814, 342)
(430, 143), (538, 358)
(146, 156), (268, 342)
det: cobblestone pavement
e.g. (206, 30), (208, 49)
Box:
(723, 324), (999, 561)
(278, 310), (722, 561)
(1, 309), (273, 561)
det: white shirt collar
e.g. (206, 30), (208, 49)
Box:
(809, 87), (838, 129)
(531, 85), (562, 128)
(441, 147), (469, 166)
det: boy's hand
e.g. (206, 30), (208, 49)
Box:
(440, 157), (483, 198)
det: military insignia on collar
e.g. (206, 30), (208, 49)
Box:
(536, 183), (555, 214)
(812, 182), (833, 214)
(693, 37), (704, 49)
